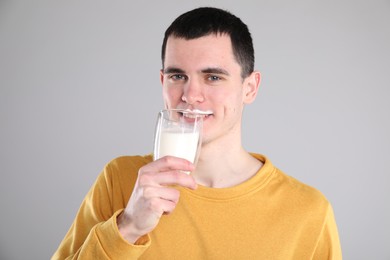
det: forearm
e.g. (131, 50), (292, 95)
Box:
(53, 210), (150, 259)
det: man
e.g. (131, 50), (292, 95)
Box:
(53, 7), (342, 259)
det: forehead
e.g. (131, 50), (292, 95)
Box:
(164, 34), (239, 70)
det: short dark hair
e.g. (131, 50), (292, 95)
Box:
(161, 7), (255, 78)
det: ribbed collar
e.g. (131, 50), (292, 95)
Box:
(181, 154), (276, 201)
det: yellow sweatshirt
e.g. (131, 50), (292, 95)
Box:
(52, 154), (342, 259)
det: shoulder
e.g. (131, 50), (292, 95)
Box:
(253, 154), (329, 206)
(91, 155), (153, 205)
(252, 153), (328, 202)
(99, 154), (153, 184)
(274, 168), (331, 215)
(106, 154), (154, 171)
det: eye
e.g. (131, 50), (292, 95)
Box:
(207, 75), (222, 82)
(169, 74), (188, 81)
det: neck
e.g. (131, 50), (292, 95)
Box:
(192, 136), (263, 188)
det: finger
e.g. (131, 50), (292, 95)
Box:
(143, 186), (180, 203)
(161, 200), (177, 215)
(149, 197), (177, 216)
(145, 156), (195, 173)
(152, 170), (197, 190)
(139, 170), (197, 190)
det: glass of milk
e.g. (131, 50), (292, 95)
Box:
(153, 109), (203, 172)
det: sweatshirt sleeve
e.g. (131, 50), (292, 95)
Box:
(52, 158), (151, 259)
(312, 204), (343, 260)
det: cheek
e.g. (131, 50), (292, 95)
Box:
(163, 87), (183, 107)
(210, 88), (243, 109)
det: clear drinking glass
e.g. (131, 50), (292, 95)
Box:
(153, 109), (203, 172)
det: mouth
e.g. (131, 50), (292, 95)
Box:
(180, 109), (213, 119)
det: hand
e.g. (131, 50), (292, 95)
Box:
(117, 156), (197, 244)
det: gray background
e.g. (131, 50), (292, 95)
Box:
(0, 0), (389, 259)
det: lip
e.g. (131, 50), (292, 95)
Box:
(183, 113), (211, 119)
(182, 110), (213, 121)
(166, 108), (213, 122)
(176, 108), (213, 116)
(186, 109), (213, 115)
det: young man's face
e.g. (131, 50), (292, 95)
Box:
(160, 34), (259, 145)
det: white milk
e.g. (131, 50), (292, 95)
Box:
(157, 131), (200, 163)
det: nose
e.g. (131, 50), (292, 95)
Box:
(181, 80), (204, 104)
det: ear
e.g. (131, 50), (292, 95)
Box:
(160, 69), (164, 85)
(243, 71), (261, 104)
(160, 70), (169, 109)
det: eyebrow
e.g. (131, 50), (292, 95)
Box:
(163, 66), (230, 76)
(163, 67), (185, 74)
(201, 67), (230, 76)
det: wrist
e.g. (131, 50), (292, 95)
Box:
(116, 211), (143, 244)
